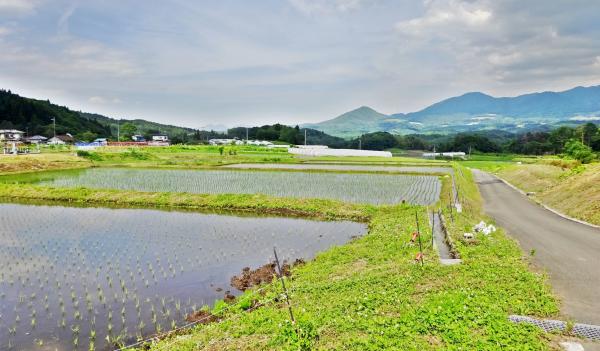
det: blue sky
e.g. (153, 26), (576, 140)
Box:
(1, 0), (600, 129)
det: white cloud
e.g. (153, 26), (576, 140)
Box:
(88, 96), (121, 104)
(288, 0), (368, 15)
(384, 0), (600, 98)
(0, 0), (40, 16)
(396, 0), (491, 34)
(0, 26), (11, 36)
(88, 96), (106, 104)
(57, 2), (77, 36)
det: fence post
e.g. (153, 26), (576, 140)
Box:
(431, 210), (435, 247)
(273, 247), (297, 328)
(415, 211), (424, 266)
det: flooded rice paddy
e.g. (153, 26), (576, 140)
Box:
(4, 168), (441, 205)
(0, 202), (366, 350)
(223, 163), (453, 174)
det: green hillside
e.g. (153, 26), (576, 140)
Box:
(302, 106), (392, 138)
(81, 112), (195, 139)
(0, 89), (110, 138)
(0, 89), (194, 140)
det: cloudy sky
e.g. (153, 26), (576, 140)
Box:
(1, 0), (600, 128)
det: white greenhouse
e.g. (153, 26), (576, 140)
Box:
(288, 148), (392, 157)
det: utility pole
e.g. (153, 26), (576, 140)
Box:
(304, 129), (307, 146)
(433, 145), (436, 160)
(117, 120), (120, 142)
(358, 137), (362, 150)
(246, 127), (249, 142)
(52, 117), (56, 138)
(468, 145), (472, 159)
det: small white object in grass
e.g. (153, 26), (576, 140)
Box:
(455, 203), (462, 213)
(559, 341), (584, 351)
(473, 221), (496, 235)
(463, 233), (474, 239)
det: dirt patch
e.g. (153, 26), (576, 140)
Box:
(223, 291), (236, 304)
(185, 309), (222, 324)
(231, 259), (305, 291)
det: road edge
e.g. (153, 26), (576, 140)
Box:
(481, 171), (600, 229)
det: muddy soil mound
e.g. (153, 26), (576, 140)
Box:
(185, 310), (221, 324)
(231, 259), (304, 291)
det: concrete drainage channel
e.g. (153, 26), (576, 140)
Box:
(430, 211), (461, 265)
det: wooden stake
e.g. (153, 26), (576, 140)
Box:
(273, 247), (297, 327)
(415, 211), (424, 266)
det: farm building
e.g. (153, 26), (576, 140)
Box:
(422, 152), (466, 159)
(209, 138), (242, 145)
(48, 134), (74, 145)
(294, 145), (328, 149)
(25, 135), (48, 144)
(289, 147), (391, 157)
(93, 138), (108, 145)
(246, 140), (273, 146)
(0, 129), (24, 142)
(152, 134), (169, 142)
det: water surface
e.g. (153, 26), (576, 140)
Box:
(1, 168), (441, 205)
(0, 202), (366, 350)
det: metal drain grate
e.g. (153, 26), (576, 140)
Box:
(509, 315), (600, 340)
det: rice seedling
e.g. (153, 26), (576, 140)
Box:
(0, 202), (366, 350)
(37, 168), (441, 205)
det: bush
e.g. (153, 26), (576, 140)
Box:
(564, 139), (596, 164)
(76, 150), (102, 161)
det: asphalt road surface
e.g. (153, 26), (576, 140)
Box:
(472, 169), (600, 325)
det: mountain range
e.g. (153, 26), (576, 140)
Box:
(303, 85), (600, 138)
(2, 85), (600, 141)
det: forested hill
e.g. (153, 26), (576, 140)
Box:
(0, 89), (110, 137)
(80, 112), (195, 139)
(0, 89), (194, 140)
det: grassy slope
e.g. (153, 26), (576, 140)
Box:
(0, 153), (90, 175)
(497, 163), (600, 225)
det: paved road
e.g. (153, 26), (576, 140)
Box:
(472, 169), (600, 325)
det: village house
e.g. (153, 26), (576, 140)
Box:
(25, 135), (48, 144)
(151, 134), (169, 142)
(132, 134), (146, 142)
(47, 134), (74, 145)
(0, 129), (25, 142)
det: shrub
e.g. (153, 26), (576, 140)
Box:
(564, 139), (596, 164)
(75, 150), (102, 161)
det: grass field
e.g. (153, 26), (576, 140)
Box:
(0, 153), (90, 175)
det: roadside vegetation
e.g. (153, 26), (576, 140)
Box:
(496, 162), (600, 226)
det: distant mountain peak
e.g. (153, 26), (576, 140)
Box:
(460, 91), (492, 98)
(306, 84), (600, 137)
(353, 105), (378, 112)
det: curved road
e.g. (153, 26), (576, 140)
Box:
(472, 169), (600, 325)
